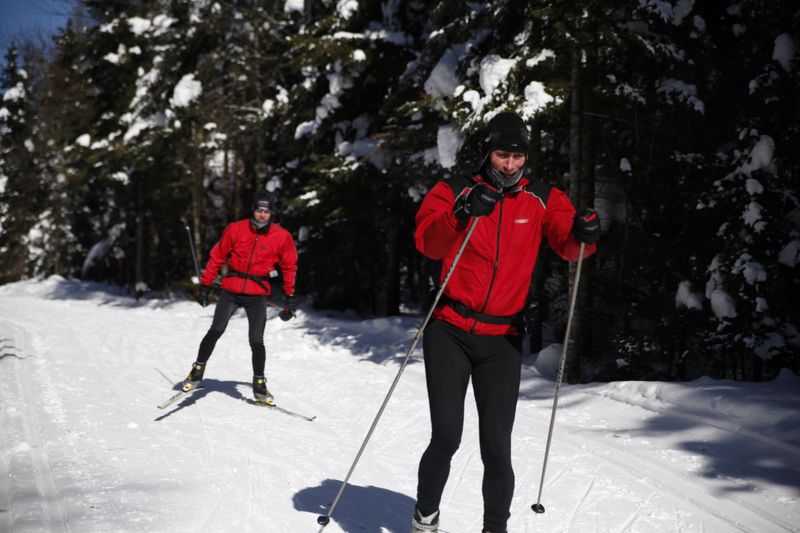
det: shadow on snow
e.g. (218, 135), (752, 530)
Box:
(294, 478), (415, 533)
(292, 312), (423, 367)
(153, 378), (250, 421)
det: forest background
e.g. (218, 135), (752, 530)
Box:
(1, 0), (797, 384)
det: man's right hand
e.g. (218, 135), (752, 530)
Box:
(194, 285), (211, 307)
(454, 183), (502, 221)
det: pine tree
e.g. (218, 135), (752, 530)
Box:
(690, 0), (799, 379)
(0, 46), (45, 282)
(268, 0), (431, 314)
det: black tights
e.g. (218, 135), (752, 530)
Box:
(416, 319), (522, 533)
(196, 290), (268, 375)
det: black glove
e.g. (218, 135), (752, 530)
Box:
(194, 285), (211, 307)
(279, 294), (296, 321)
(454, 183), (502, 222)
(572, 208), (600, 244)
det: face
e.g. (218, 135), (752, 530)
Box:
(489, 150), (526, 176)
(253, 207), (271, 223)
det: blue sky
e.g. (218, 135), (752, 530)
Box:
(1, 0), (72, 61)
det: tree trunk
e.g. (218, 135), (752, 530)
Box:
(134, 181), (144, 299)
(565, 48), (583, 384)
(529, 122), (542, 181)
(192, 165), (204, 271)
(191, 128), (204, 270)
(566, 46), (596, 384)
(385, 214), (400, 315)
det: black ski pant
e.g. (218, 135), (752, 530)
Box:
(415, 319), (522, 533)
(196, 290), (268, 375)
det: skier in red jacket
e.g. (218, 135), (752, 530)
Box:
(410, 112), (600, 533)
(182, 193), (298, 404)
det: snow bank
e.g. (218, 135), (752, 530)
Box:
(583, 370), (800, 445)
(0, 275), (131, 301)
(532, 343), (563, 380)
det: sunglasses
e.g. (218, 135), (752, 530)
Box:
(254, 207), (271, 214)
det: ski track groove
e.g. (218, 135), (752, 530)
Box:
(46, 317), (127, 524)
(539, 462), (569, 493)
(0, 387), (10, 533)
(246, 452), (255, 530)
(4, 318), (70, 533)
(569, 427), (796, 533)
(47, 310), (188, 529)
(579, 388), (800, 458)
(615, 491), (650, 533)
(18, 311), (135, 526)
(565, 475), (595, 533)
(193, 493), (223, 532)
(444, 451), (477, 510)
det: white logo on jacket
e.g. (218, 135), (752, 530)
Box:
(514, 218), (529, 224)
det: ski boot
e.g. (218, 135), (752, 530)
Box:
(182, 361), (205, 392)
(410, 508), (439, 532)
(253, 375), (274, 405)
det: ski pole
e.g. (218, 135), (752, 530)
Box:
(317, 218), (480, 529)
(185, 225), (202, 282)
(531, 242), (586, 514)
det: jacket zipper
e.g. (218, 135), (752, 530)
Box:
(470, 196), (504, 333)
(242, 234), (259, 293)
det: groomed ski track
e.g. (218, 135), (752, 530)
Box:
(1, 279), (798, 532)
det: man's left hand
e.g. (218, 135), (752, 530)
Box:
(194, 284), (211, 307)
(279, 294), (297, 321)
(572, 208), (600, 244)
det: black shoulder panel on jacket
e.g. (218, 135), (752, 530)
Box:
(525, 181), (552, 206)
(442, 175), (474, 199)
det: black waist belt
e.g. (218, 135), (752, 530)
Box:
(440, 295), (522, 326)
(226, 268), (271, 293)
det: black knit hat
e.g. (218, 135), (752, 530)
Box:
(252, 193), (272, 212)
(484, 112), (530, 155)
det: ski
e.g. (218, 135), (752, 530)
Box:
(157, 386), (204, 410)
(245, 398), (316, 422)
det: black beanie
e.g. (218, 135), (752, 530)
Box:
(484, 112), (530, 155)
(252, 193), (272, 212)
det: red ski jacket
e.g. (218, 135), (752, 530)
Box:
(200, 219), (298, 297)
(415, 175), (597, 336)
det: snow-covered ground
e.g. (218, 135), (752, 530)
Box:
(1, 277), (798, 533)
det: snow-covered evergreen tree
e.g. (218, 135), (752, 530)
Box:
(0, 46), (45, 282)
(692, 1), (799, 378)
(0, 0), (796, 380)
